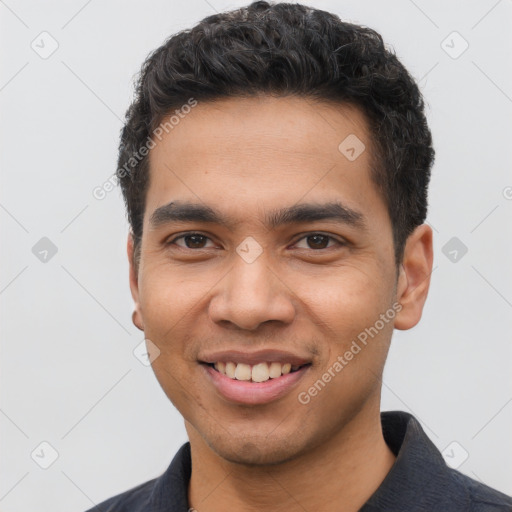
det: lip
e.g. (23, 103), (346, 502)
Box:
(201, 363), (311, 405)
(199, 349), (311, 366)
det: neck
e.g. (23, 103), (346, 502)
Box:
(187, 405), (396, 512)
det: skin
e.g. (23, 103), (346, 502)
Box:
(128, 95), (433, 511)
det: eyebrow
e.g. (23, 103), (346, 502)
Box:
(149, 200), (367, 232)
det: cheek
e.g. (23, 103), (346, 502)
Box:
(294, 264), (395, 380)
(138, 266), (206, 411)
(136, 264), (206, 366)
(138, 261), (214, 323)
(292, 271), (394, 427)
(297, 266), (391, 335)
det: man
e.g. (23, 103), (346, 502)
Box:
(87, 1), (512, 510)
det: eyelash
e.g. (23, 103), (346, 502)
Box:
(166, 232), (345, 251)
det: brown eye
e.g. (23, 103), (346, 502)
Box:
(294, 234), (342, 250)
(184, 235), (207, 248)
(170, 233), (215, 249)
(306, 235), (330, 249)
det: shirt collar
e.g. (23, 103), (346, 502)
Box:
(147, 411), (469, 511)
(361, 411), (469, 510)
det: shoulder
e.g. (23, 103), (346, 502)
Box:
(84, 478), (157, 512)
(449, 469), (512, 511)
(370, 411), (512, 511)
(83, 442), (191, 512)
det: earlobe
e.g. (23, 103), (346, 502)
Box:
(127, 233), (144, 331)
(132, 310), (144, 331)
(394, 224), (433, 331)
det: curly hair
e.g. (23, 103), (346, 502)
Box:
(117, 0), (434, 267)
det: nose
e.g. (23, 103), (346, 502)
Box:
(208, 255), (296, 331)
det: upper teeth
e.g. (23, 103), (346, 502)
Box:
(214, 361), (300, 382)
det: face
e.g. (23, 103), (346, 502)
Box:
(128, 95), (430, 465)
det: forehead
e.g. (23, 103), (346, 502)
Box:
(145, 95), (386, 227)
(150, 95), (371, 163)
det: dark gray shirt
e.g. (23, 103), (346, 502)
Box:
(85, 411), (512, 511)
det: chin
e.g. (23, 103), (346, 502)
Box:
(203, 428), (313, 467)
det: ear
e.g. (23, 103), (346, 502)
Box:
(394, 224), (433, 330)
(127, 233), (144, 331)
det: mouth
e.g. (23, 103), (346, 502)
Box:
(204, 361), (310, 382)
(198, 351), (312, 405)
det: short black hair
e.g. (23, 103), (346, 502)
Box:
(117, 0), (434, 267)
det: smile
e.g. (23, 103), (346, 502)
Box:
(201, 362), (311, 405)
(210, 361), (307, 382)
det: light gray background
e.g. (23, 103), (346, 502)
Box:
(1, 0), (511, 510)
